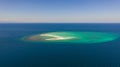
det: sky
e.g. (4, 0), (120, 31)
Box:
(0, 0), (120, 23)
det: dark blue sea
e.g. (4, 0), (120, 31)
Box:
(0, 23), (120, 67)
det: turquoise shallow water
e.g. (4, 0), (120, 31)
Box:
(0, 23), (120, 67)
(24, 32), (119, 43)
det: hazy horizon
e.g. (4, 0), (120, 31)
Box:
(0, 0), (120, 23)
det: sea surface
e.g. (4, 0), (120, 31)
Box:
(0, 23), (120, 67)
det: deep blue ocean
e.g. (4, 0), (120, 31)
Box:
(0, 23), (120, 67)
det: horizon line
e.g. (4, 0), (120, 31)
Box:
(0, 21), (120, 23)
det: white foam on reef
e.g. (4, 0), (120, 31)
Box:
(40, 34), (75, 40)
